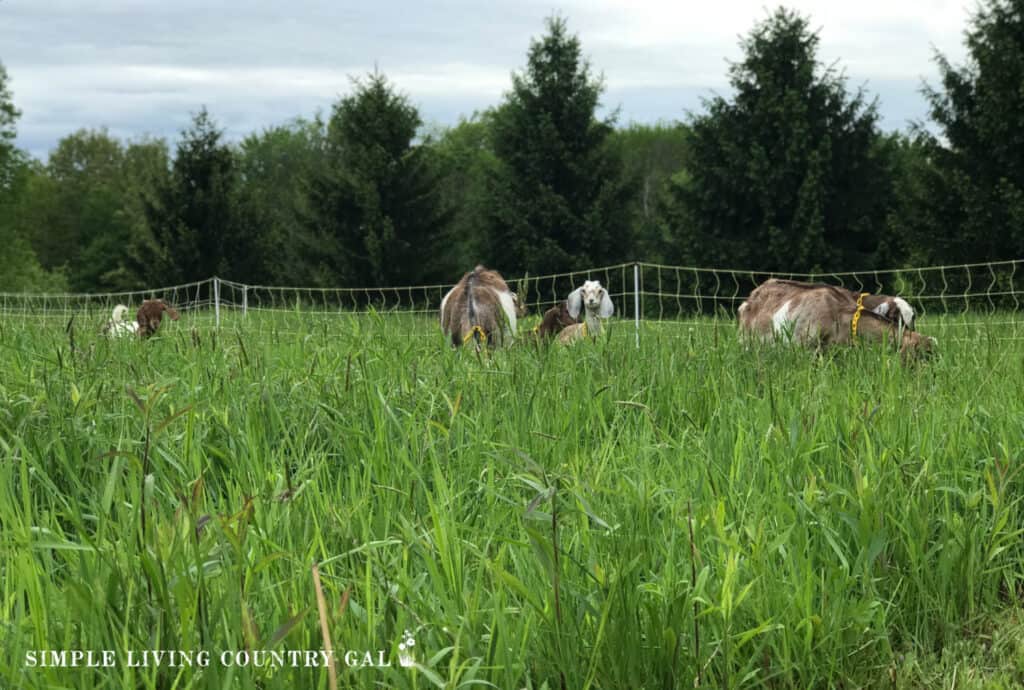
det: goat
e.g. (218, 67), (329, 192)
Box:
(440, 265), (526, 349)
(765, 278), (916, 330)
(738, 278), (934, 359)
(558, 280), (614, 344)
(136, 299), (180, 339)
(534, 301), (578, 339)
(101, 304), (139, 338)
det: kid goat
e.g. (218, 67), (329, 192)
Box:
(101, 304), (139, 338)
(440, 265), (526, 349)
(737, 278), (933, 358)
(558, 280), (614, 344)
(136, 299), (180, 339)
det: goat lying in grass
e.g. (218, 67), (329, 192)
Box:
(558, 280), (614, 344)
(101, 304), (139, 338)
(738, 278), (934, 359)
(440, 265), (526, 349)
(534, 301), (577, 340)
(136, 299), (179, 339)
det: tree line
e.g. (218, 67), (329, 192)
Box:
(1, 3), (1022, 294)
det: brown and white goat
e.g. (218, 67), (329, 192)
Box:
(558, 280), (614, 344)
(440, 265), (526, 349)
(737, 278), (934, 358)
(136, 299), (180, 339)
(765, 278), (917, 330)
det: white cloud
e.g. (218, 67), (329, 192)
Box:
(0, 0), (976, 158)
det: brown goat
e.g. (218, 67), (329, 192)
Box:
(765, 278), (917, 330)
(136, 299), (180, 339)
(738, 278), (934, 359)
(440, 265), (526, 349)
(536, 302), (577, 339)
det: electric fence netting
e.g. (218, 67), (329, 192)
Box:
(2, 260), (1022, 342)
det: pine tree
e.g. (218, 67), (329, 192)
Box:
(485, 16), (635, 276)
(663, 7), (892, 273)
(139, 108), (238, 285)
(896, 0), (1024, 263)
(304, 72), (450, 287)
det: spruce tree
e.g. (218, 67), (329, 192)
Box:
(485, 16), (635, 276)
(663, 7), (891, 273)
(304, 72), (450, 287)
(896, 0), (1024, 263)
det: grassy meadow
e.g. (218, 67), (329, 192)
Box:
(2, 308), (1024, 689)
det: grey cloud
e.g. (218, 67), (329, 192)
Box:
(2, 0), (951, 159)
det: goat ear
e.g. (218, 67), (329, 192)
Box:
(598, 289), (614, 318)
(875, 302), (890, 317)
(567, 288), (583, 319)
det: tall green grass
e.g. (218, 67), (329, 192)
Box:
(1, 311), (1023, 688)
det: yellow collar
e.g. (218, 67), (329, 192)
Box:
(851, 292), (869, 339)
(463, 325), (487, 345)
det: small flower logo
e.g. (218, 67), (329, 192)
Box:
(398, 629), (416, 667)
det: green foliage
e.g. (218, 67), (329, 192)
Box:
(608, 122), (690, 264)
(139, 108), (238, 285)
(663, 7), (894, 273)
(484, 16), (636, 276)
(304, 72), (451, 287)
(0, 62), (68, 292)
(21, 129), (136, 291)
(429, 114), (499, 275)
(896, 0), (1024, 263)
(2, 310), (1023, 688)
(0, 62), (21, 192)
(234, 117), (327, 285)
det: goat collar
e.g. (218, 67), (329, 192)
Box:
(851, 292), (869, 339)
(463, 325), (487, 345)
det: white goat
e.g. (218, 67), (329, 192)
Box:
(558, 280), (614, 344)
(101, 304), (139, 338)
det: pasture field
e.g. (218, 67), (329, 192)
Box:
(1, 309), (1024, 689)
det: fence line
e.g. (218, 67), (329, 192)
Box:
(2, 260), (1022, 345)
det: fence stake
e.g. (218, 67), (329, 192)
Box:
(242, 285), (248, 317)
(214, 277), (221, 329)
(634, 262), (640, 349)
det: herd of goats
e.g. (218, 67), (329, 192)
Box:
(99, 265), (936, 360)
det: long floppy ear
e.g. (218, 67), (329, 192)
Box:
(598, 288), (614, 318)
(567, 288), (583, 319)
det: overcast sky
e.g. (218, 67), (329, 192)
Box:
(1, 0), (973, 160)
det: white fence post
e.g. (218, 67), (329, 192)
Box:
(242, 284), (248, 317)
(213, 276), (221, 329)
(634, 262), (640, 349)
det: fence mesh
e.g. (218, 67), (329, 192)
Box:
(1, 260), (1021, 341)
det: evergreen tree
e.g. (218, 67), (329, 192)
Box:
(485, 16), (636, 276)
(139, 108), (237, 285)
(663, 7), (892, 273)
(304, 72), (450, 287)
(895, 0), (1024, 263)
